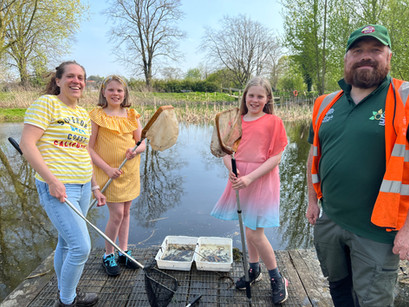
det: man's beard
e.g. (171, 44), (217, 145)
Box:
(344, 59), (390, 89)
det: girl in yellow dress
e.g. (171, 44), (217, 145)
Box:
(89, 75), (146, 276)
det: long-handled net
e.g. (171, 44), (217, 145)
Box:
(210, 108), (251, 300)
(89, 105), (178, 209)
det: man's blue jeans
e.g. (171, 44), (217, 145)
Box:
(36, 179), (91, 304)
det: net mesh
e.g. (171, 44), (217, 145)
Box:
(210, 108), (242, 157)
(144, 106), (179, 151)
(144, 266), (178, 307)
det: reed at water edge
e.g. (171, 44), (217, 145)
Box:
(0, 89), (313, 123)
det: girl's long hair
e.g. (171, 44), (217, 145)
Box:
(240, 76), (274, 115)
(44, 61), (86, 95)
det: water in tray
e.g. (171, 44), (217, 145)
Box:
(161, 244), (195, 262)
(197, 244), (231, 263)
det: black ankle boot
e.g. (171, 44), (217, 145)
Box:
(53, 298), (76, 307)
(57, 289), (98, 307)
(75, 289), (98, 307)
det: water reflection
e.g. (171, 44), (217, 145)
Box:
(279, 121), (313, 249)
(133, 144), (184, 227)
(0, 126), (57, 301)
(0, 120), (313, 301)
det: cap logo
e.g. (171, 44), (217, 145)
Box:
(362, 26), (375, 34)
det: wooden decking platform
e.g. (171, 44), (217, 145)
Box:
(3, 246), (409, 307)
(1, 248), (333, 307)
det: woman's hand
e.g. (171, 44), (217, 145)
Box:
(93, 189), (106, 207)
(48, 180), (67, 203)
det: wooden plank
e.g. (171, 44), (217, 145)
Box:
(289, 250), (333, 307)
(1, 252), (55, 307)
(297, 249), (332, 305)
(277, 250), (312, 306)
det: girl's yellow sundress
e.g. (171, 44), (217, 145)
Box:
(89, 107), (141, 203)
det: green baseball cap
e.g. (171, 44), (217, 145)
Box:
(346, 24), (391, 52)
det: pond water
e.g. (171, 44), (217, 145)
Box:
(0, 120), (312, 301)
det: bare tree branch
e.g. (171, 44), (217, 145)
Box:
(107, 0), (184, 88)
(201, 15), (281, 87)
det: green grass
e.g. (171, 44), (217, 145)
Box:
(132, 91), (238, 103)
(0, 108), (26, 122)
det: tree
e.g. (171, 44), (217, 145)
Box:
(4, 0), (86, 87)
(106, 0), (184, 88)
(282, 0), (331, 94)
(87, 75), (105, 83)
(276, 56), (306, 92)
(205, 68), (237, 89)
(201, 15), (281, 87)
(282, 0), (409, 93)
(268, 39), (286, 90)
(184, 68), (201, 81)
(161, 66), (183, 80)
(0, 0), (22, 55)
(380, 0), (409, 80)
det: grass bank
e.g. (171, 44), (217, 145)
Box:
(0, 89), (313, 123)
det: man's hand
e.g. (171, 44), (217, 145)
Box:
(306, 200), (320, 225)
(393, 224), (409, 260)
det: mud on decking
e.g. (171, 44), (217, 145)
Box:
(2, 248), (333, 307)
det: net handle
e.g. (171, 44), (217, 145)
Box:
(141, 105), (174, 139)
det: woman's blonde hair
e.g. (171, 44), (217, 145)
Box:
(240, 76), (274, 115)
(98, 75), (130, 108)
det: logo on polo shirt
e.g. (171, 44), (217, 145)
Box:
(322, 108), (334, 123)
(369, 109), (385, 126)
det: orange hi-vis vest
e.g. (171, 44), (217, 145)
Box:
(311, 78), (409, 231)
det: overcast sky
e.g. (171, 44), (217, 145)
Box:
(67, 0), (283, 78)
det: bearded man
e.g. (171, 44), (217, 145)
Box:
(306, 24), (409, 307)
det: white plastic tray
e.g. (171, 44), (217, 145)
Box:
(194, 236), (233, 272)
(155, 236), (198, 271)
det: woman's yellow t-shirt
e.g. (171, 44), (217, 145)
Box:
(24, 95), (93, 183)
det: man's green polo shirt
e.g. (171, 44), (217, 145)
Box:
(308, 75), (396, 243)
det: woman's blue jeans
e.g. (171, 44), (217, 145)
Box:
(36, 179), (91, 304)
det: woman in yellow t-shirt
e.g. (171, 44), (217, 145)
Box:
(89, 75), (146, 276)
(20, 61), (105, 307)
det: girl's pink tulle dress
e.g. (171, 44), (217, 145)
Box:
(211, 114), (288, 230)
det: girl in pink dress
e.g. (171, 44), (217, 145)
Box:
(211, 77), (288, 305)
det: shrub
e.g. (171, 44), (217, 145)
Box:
(151, 79), (219, 93)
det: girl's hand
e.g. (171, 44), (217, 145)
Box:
(93, 189), (106, 207)
(228, 169), (240, 182)
(106, 167), (122, 179)
(48, 180), (67, 202)
(125, 147), (137, 160)
(231, 175), (252, 190)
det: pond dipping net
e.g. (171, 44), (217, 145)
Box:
(143, 105), (179, 151)
(210, 107), (242, 157)
(144, 265), (178, 307)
